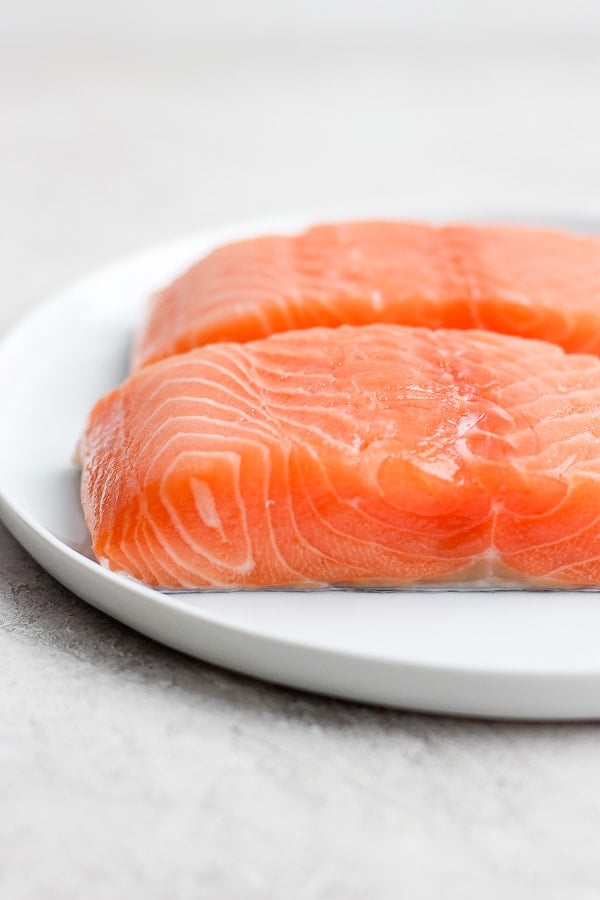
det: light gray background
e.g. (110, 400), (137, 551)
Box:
(2, 2), (600, 897)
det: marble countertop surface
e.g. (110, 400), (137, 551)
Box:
(2, 28), (600, 898)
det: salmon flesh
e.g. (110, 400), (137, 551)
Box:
(132, 222), (600, 371)
(80, 325), (600, 590)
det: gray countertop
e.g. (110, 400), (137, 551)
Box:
(2, 28), (600, 898)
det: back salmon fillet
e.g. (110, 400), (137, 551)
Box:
(81, 325), (600, 590)
(132, 221), (600, 371)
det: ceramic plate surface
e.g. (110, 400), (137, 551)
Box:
(2, 213), (600, 720)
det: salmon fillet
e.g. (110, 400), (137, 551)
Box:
(131, 221), (600, 371)
(80, 325), (600, 590)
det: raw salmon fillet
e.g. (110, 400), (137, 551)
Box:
(80, 325), (600, 590)
(132, 221), (600, 371)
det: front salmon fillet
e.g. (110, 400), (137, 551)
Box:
(79, 325), (600, 590)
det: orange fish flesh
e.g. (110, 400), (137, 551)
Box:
(80, 325), (600, 590)
(131, 221), (600, 371)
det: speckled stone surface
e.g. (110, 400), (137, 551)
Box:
(2, 18), (600, 898)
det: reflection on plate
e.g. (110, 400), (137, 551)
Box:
(2, 213), (600, 719)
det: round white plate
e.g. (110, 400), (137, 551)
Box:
(3, 214), (600, 720)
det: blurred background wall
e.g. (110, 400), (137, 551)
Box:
(2, 0), (599, 330)
(4, 0), (600, 46)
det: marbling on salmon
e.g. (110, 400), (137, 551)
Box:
(131, 221), (600, 371)
(80, 325), (600, 589)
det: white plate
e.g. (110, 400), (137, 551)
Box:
(3, 214), (600, 720)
